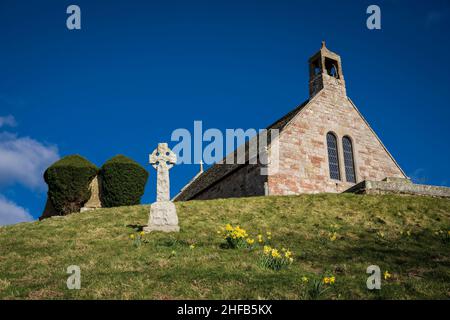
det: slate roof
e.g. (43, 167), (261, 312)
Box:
(173, 99), (310, 201)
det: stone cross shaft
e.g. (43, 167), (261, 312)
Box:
(149, 143), (177, 202)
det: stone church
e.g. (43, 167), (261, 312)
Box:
(175, 42), (437, 201)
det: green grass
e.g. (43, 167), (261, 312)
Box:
(0, 193), (449, 300)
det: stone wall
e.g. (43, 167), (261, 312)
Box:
(267, 80), (406, 195)
(345, 178), (450, 198)
(192, 164), (266, 200)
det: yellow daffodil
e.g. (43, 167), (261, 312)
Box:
(129, 234), (135, 239)
(246, 238), (255, 245)
(271, 249), (280, 258)
(139, 231), (145, 236)
(384, 271), (391, 280)
(260, 245), (294, 269)
(222, 224), (248, 239)
(189, 244), (195, 249)
(322, 276), (335, 284)
(302, 276), (309, 283)
(257, 235), (263, 243)
(266, 231), (271, 236)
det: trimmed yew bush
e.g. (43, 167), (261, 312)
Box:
(44, 155), (98, 215)
(99, 155), (148, 207)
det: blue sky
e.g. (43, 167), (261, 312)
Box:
(1, 0), (449, 224)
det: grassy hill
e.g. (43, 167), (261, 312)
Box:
(0, 194), (449, 300)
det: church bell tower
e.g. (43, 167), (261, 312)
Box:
(308, 41), (346, 98)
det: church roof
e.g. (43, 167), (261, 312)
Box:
(173, 99), (310, 201)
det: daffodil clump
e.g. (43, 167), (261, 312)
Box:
(260, 245), (294, 271)
(328, 232), (338, 241)
(218, 224), (251, 248)
(301, 274), (336, 300)
(129, 231), (146, 247)
(328, 224), (340, 241)
(322, 276), (336, 285)
(217, 224), (274, 250)
(319, 225), (340, 242)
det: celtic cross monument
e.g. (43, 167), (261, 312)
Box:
(144, 143), (180, 233)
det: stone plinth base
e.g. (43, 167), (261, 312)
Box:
(144, 201), (180, 233)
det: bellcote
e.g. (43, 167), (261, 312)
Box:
(308, 41), (346, 98)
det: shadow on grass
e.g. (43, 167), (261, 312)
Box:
(156, 237), (191, 248)
(126, 224), (146, 231)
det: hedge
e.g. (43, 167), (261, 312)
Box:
(44, 155), (99, 215)
(99, 155), (149, 207)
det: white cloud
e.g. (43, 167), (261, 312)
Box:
(0, 115), (17, 128)
(0, 132), (60, 190)
(0, 195), (34, 226)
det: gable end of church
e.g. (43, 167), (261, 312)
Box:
(175, 42), (408, 200)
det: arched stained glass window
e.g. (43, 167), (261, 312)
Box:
(326, 132), (340, 180)
(342, 136), (356, 183)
